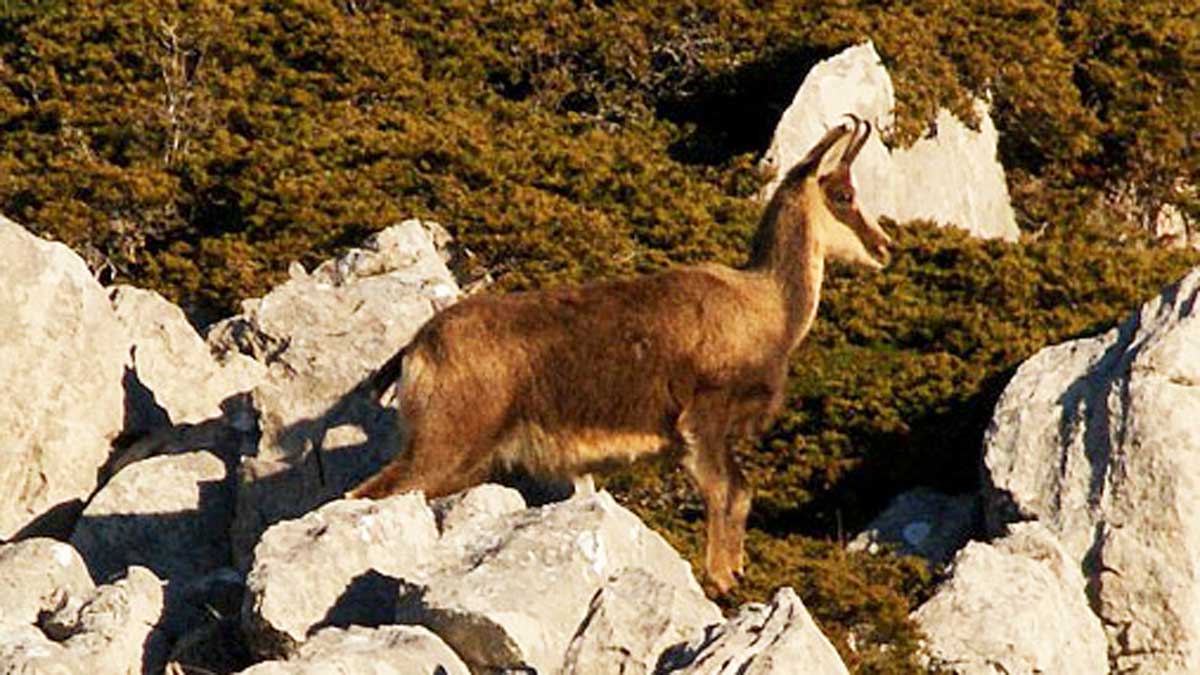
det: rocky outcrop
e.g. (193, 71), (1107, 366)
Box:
(0, 565), (166, 675)
(208, 219), (462, 564)
(0, 216), (130, 539)
(242, 485), (722, 673)
(983, 266), (1200, 672)
(761, 42), (1019, 241)
(561, 568), (723, 675)
(849, 488), (978, 566)
(110, 285), (263, 434)
(659, 587), (849, 675)
(912, 523), (1108, 674)
(0, 216), (862, 674)
(0, 539), (94, 628)
(238, 625), (469, 675)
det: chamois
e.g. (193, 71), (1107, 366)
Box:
(348, 118), (890, 593)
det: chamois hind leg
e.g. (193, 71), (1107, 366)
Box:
(678, 407), (745, 594)
(347, 414), (496, 501)
(348, 440), (493, 500)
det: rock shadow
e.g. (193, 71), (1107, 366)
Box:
(1051, 314), (1140, 518)
(227, 375), (407, 569)
(656, 46), (833, 166)
(310, 569), (404, 634)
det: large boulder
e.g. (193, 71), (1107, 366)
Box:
(659, 587), (849, 675)
(403, 491), (709, 673)
(208, 219), (459, 467)
(912, 523), (1108, 674)
(237, 625), (469, 675)
(241, 493), (440, 658)
(983, 266), (1200, 672)
(208, 220), (461, 564)
(761, 42), (1019, 241)
(242, 485), (716, 673)
(0, 216), (130, 538)
(70, 451), (235, 588)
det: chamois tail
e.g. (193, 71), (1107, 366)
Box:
(362, 346), (407, 401)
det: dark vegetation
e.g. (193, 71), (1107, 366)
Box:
(2, 1), (1197, 671)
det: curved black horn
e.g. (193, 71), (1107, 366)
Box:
(840, 115), (871, 167)
(794, 122), (853, 173)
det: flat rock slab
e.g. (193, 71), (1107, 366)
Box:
(912, 523), (1108, 674)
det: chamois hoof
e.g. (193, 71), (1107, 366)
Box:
(705, 570), (740, 597)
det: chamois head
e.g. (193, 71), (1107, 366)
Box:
(764, 116), (892, 270)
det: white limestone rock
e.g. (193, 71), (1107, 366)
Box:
(240, 493), (440, 658)
(208, 220), (461, 565)
(912, 523), (1108, 675)
(659, 586), (849, 675)
(399, 490), (704, 673)
(237, 625), (468, 675)
(561, 568), (722, 675)
(109, 285), (264, 432)
(241, 485), (710, 673)
(983, 265), (1200, 672)
(70, 451), (234, 586)
(0, 215), (130, 538)
(0, 538), (94, 628)
(761, 42), (1019, 241)
(0, 566), (166, 675)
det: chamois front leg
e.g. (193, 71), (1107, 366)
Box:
(726, 454), (752, 577)
(678, 408), (747, 594)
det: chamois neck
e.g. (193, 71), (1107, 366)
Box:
(745, 181), (826, 349)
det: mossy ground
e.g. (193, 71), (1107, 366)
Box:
(3, 1), (1198, 671)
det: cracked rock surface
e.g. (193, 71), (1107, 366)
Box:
(984, 266), (1200, 672)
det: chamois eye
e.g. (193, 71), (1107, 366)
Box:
(834, 191), (852, 205)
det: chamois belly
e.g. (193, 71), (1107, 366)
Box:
(493, 422), (672, 478)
